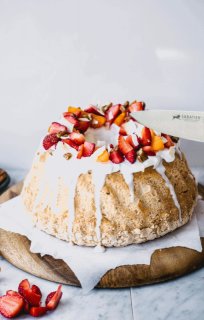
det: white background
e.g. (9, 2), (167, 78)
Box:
(0, 0), (204, 172)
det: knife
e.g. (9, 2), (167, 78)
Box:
(130, 110), (204, 142)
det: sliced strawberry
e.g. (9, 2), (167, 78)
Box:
(18, 279), (41, 307)
(129, 101), (145, 112)
(6, 290), (21, 297)
(82, 141), (95, 157)
(77, 144), (84, 159)
(46, 285), (63, 311)
(69, 132), (85, 145)
(48, 122), (68, 134)
(84, 105), (104, 116)
(125, 149), (136, 163)
(126, 135), (140, 149)
(31, 285), (42, 298)
(141, 127), (151, 146)
(162, 134), (174, 148)
(29, 306), (47, 317)
(76, 120), (90, 132)
(142, 146), (156, 156)
(0, 294), (24, 318)
(105, 104), (121, 123)
(7, 289), (30, 313)
(109, 149), (124, 164)
(63, 112), (79, 127)
(119, 124), (127, 136)
(43, 134), (59, 150)
(118, 135), (133, 155)
(63, 139), (79, 150)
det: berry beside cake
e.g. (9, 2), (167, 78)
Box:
(21, 101), (198, 248)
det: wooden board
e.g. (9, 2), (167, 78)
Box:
(0, 182), (204, 288)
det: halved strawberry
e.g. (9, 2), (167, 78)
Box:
(125, 149), (136, 163)
(141, 127), (151, 146)
(109, 149), (124, 164)
(84, 105), (104, 116)
(162, 134), (174, 148)
(76, 120), (90, 132)
(118, 135), (133, 155)
(69, 132), (85, 145)
(45, 285), (63, 311)
(77, 144), (84, 159)
(43, 134), (60, 150)
(29, 306), (47, 317)
(91, 114), (106, 128)
(63, 112), (79, 126)
(129, 101), (145, 112)
(142, 146), (156, 156)
(6, 290), (21, 297)
(105, 104), (121, 123)
(63, 139), (79, 150)
(7, 290), (30, 313)
(126, 135), (140, 149)
(31, 285), (42, 298)
(82, 141), (95, 157)
(18, 279), (41, 307)
(48, 122), (68, 134)
(119, 124), (127, 136)
(0, 294), (24, 318)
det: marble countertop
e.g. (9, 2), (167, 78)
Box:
(0, 168), (204, 320)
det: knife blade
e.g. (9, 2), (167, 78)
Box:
(130, 110), (204, 142)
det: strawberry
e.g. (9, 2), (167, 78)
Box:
(119, 124), (127, 136)
(48, 122), (68, 134)
(129, 101), (145, 112)
(162, 134), (174, 148)
(75, 120), (90, 132)
(125, 149), (136, 163)
(84, 105), (104, 116)
(141, 127), (151, 146)
(31, 285), (42, 298)
(77, 144), (84, 159)
(63, 139), (79, 150)
(105, 104), (121, 123)
(82, 141), (95, 157)
(6, 290), (21, 297)
(69, 132), (85, 145)
(29, 306), (47, 317)
(126, 135), (140, 149)
(118, 135), (133, 155)
(0, 294), (24, 318)
(43, 134), (59, 150)
(45, 285), (63, 311)
(7, 290), (30, 313)
(18, 279), (41, 307)
(142, 146), (156, 156)
(63, 112), (79, 127)
(109, 149), (124, 164)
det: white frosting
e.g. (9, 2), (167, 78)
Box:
(26, 118), (182, 247)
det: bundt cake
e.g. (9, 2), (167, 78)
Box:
(21, 101), (198, 249)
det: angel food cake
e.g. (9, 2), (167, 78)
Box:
(22, 101), (198, 248)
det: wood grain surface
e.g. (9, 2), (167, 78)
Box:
(0, 182), (204, 288)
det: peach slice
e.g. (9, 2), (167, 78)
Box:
(151, 135), (164, 151)
(113, 112), (126, 126)
(91, 114), (106, 128)
(97, 150), (109, 162)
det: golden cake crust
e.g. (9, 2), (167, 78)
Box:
(21, 152), (198, 247)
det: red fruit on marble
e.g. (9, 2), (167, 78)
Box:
(77, 144), (84, 159)
(7, 290), (30, 313)
(162, 134), (174, 148)
(63, 139), (79, 150)
(125, 149), (136, 163)
(0, 294), (24, 318)
(43, 134), (59, 150)
(49, 122), (68, 134)
(29, 306), (47, 317)
(129, 101), (145, 112)
(18, 279), (41, 307)
(142, 146), (156, 156)
(141, 127), (151, 146)
(82, 141), (95, 157)
(118, 135), (133, 155)
(69, 132), (85, 145)
(84, 105), (104, 116)
(63, 112), (79, 126)
(45, 285), (63, 311)
(109, 150), (124, 164)
(126, 135), (140, 149)
(105, 104), (121, 123)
